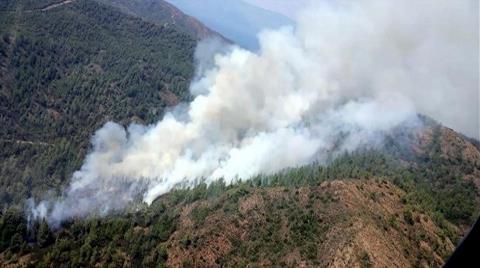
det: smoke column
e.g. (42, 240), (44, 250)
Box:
(30, 0), (479, 225)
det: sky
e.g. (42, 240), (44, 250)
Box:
(243, 0), (311, 19)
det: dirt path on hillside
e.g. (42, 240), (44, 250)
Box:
(41, 0), (74, 11)
(0, 139), (52, 147)
(0, 0), (75, 13)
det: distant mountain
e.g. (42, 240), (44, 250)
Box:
(165, 0), (294, 50)
(97, 0), (222, 40)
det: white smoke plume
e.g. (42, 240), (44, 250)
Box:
(30, 0), (478, 225)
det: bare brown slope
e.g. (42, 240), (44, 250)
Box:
(413, 123), (480, 192)
(161, 179), (454, 267)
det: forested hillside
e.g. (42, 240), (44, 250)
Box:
(0, 0), (196, 207)
(97, 0), (221, 40)
(0, 119), (479, 267)
(0, 1), (478, 267)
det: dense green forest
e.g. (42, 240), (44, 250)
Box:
(97, 0), (220, 40)
(0, 0), (196, 207)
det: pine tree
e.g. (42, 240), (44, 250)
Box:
(36, 219), (53, 247)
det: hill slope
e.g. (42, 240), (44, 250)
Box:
(0, 0), (197, 207)
(97, 0), (221, 40)
(0, 120), (478, 267)
(164, 180), (454, 267)
(0, 180), (457, 267)
(0, 1), (478, 267)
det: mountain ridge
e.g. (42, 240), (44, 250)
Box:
(97, 0), (224, 40)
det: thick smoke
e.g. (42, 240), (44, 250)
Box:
(30, 0), (478, 225)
